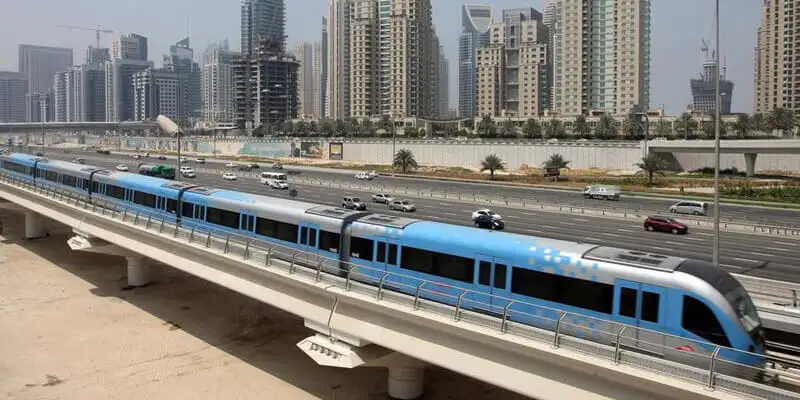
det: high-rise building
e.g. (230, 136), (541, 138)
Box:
(549, 0), (651, 115)
(755, 0), (799, 113)
(26, 89), (54, 123)
(54, 70), (69, 122)
(294, 42), (315, 117)
(163, 38), (202, 126)
(233, 37), (300, 129)
(86, 47), (110, 64)
(17, 44), (74, 94)
(476, 8), (549, 118)
(111, 34), (148, 61)
(104, 59), (153, 121)
(202, 41), (236, 127)
(315, 17), (329, 118)
(0, 72), (28, 122)
(327, 0), (351, 119)
(241, 0), (286, 56)
(691, 57), (733, 115)
(458, 5), (493, 119)
(133, 69), (182, 121)
(431, 30), (440, 119)
(348, 0), (380, 118)
(70, 64), (107, 122)
(437, 46), (449, 117)
(382, 0), (434, 118)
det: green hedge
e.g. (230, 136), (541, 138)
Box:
(721, 183), (800, 202)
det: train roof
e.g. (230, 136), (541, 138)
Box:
(109, 171), (177, 191)
(37, 158), (103, 175)
(203, 188), (323, 211)
(6, 153), (43, 164)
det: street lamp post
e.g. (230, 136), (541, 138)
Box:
(712, 0), (721, 268)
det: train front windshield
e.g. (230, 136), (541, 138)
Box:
(726, 285), (762, 334)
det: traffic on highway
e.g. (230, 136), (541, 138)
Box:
(34, 149), (800, 284)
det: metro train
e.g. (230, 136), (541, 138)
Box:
(0, 153), (767, 377)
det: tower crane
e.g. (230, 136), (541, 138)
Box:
(55, 25), (114, 49)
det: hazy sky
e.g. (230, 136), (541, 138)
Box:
(0, 0), (761, 115)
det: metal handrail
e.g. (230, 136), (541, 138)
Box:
(0, 172), (797, 398)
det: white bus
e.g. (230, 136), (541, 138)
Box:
(260, 171), (289, 189)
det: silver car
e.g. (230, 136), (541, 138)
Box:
(388, 200), (416, 212)
(371, 193), (394, 204)
(669, 201), (709, 216)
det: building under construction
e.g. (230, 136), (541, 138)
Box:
(690, 40), (734, 115)
(233, 35), (299, 131)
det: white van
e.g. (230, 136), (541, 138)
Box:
(669, 201), (709, 216)
(260, 171), (289, 189)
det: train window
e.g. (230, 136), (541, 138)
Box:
(387, 244), (398, 265)
(142, 193), (156, 208)
(494, 264), (507, 289)
(106, 184), (125, 200)
(62, 175), (77, 187)
(44, 170), (57, 182)
(308, 229), (317, 247)
(275, 221), (298, 242)
(182, 202), (194, 218)
(206, 207), (239, 229)
(511, 267), (614, 314)
(91, 181), (100, 192)
(641, 291), (660, 323)
(681, 296), (731, 347)
(318, 230), (340, 253)
(300, 227), (308, 245)
(350, 236), (374, 260)
(478, 261), (491, 285)
(376, 242), (386, 263)
(166, 199), (177, 214)
(620, 288), (637, 318)
(133, 191), (145, 205)
(4, 162), (25, 174)
(255, 217), (277, 237)
(400, 246), (474, 283)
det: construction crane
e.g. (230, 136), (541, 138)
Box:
(55, 25), (114, 49)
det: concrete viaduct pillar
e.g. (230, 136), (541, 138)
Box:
(744, 153), (758, 177)
(125, 256), (150, 287)
(387, 364), (424, 399)
(24, 211), (44, 239)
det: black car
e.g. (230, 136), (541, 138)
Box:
(474, 214), (504, 230)
(157, 155), (167, 160)
(247, 163), (260, 169)
(238, 165), (252, 172)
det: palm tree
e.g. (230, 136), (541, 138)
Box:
(636, 154), (669, 185)
(674, 113), (695, 139)
(393, 148), (418, 173)
(771, 107), (793, 135)
(573, 115), (591, 137)
(522, 118), (542, 139)
(480, 154), (505, 180)
(595, 114), (618, 139)
(546, 119), (566, 138)
(543, 153), (571, 169)
(733, 114), (751, 138)
(477, 115), (497, 137)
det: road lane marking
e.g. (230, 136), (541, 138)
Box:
(664, 241), (681, 246)
(438, 202), (450, 206)
(521, 228), (543, 234)
(540, 225), (557, 229)
(616, 228), (636, 233)
(650, 246), (673, 252)
(559, 221), (577, 226)
(441, 212), (459, 217)
(751, 252), (771, 257)
(572, 218), (589, 222)
(692, 232), (712, 236)
(721, 264), (743, 270)
(775, 242), (797, 247)
(734, 257), (759, 263)
(683, 236), (703, 241)
(601, 233), (620, 237)
(765, 246), (790, 252)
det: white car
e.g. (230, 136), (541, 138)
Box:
(472, 209), (502, 221)
(115, 164), (128, 171)
(222, 172), (237, 181)
(355, 172), (373, 180)
(195, 158), (206, 163)
(180, 166), (196, 178)
(180, 157), (188, 163)
(388, 200), (416, 212)
(269, 180), (289, 189)
(225, 162), (236, 168)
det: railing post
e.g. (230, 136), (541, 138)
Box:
(315, 260), (326, 282)
(553, 312), (566, 348)
(614, 327), (626, 365)
(243, 239), (252, 259)
(345, 266), (355, 291)
(454, 291), (468, 322)
(500, 300), (514, 333)
(133, 211), (139, 225)
(122, 209), (127, 221)
(412, 282), (426, 310)
(206, 231), (212, 248)
(189, 226), (196, 243)
(158, 217), (165, 233)
(708, 346), (721, 389)
(376, 272), (390, 300)
(793, 289), (798, 308)
(264, 248), (272, 266)
(145, 215), (152, 229)
(223, 236), (230, 253)
(173, 222), (179, 237)
(289, 252), (299, 273)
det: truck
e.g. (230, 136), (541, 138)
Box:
(582, 185), (621, 200)
(138, 164), (176, 180)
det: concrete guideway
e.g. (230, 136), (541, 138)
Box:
(0, 177), (792, 399)
(650, 139), (800, 177)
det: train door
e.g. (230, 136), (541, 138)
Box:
(473, 255), (512, 316)
(298, 222), (320, 265)
(614, 280), (667, 356)
(240, 211), (256, 234)
(372, 238), (399, 280)
(193, 204), (206, 221)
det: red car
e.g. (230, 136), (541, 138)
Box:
(643, 216), (688, 234)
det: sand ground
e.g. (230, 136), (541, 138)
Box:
(0, 203), (528, 400)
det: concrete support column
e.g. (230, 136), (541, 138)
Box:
(24, 211), (43, 239)
(744, 153), (758, 177)
(126, 256), (150, 287)
(387, 366), (424, 400)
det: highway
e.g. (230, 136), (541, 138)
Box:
(53, 148), (800, 228)
(39, 152), (800, 284)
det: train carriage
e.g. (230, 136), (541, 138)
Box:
(91, 172), (188, 221)
(0, 153), (43, 183)
(33, 159), (102, 200)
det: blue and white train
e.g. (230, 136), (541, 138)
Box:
(0, 153), (767, 378)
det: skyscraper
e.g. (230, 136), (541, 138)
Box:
(17, 44), (74, 94)
(755, 0), (798, 113)
(294, 42), (315, 117)
(348, 0), (380, 118)
(437, 46), (449, 117)
(315, 17), (329, 118)
(0, 72), (29, 122)
(111, 34), (148, 61)
(458, 5), (493, 119)
(241, 0), (286, 56)
(549, 0), (651, 115)
(202, 41), (236, 127)
(327, 0), (350, 119)
(163, 38), (202, 126)
(691, 57), (733, 115)
(106, 33), (152, 121)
